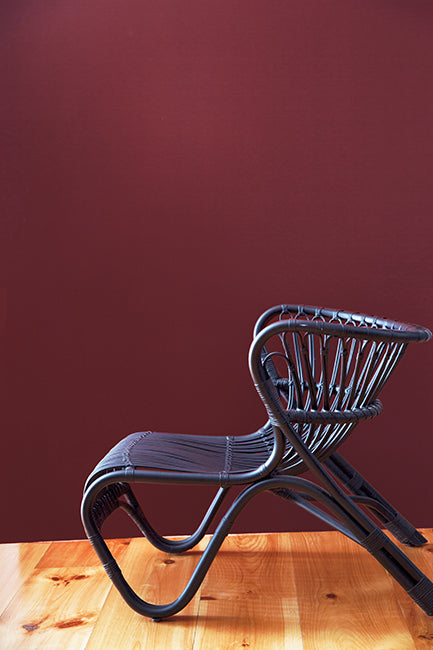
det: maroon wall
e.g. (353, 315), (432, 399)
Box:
(1, 1), (433, 543)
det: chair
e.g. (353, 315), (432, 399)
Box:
(81, 304), (433, 620)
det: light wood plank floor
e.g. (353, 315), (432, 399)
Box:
(1, 529), (433, 649)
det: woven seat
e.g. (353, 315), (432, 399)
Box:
(81, 304), (433, 620)
(87, 427), (275, 484)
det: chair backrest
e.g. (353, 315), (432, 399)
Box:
(249, 305), (431, 475)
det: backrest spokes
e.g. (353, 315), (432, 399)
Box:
(271, 329), (389, 414)
(249, 305), (431, 473)
(353, 340), (406, 408)
(368, 342), (407, 403)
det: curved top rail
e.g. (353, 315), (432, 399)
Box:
(254, 304), (431, 342)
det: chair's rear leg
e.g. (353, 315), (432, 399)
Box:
(325, 452), (427, 546)
(120, 486), (230, 554)
(273, 488), (420, 545)
(255, 478), (433, 617)
(270, 478), (433, 617)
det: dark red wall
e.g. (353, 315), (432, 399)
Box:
(1, 1), (433, 543)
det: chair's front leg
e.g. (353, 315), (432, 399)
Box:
(81, 479), (227, 619)
(81, 477), (250, 620)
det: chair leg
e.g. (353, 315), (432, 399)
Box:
(81, 475), (245, 619)
(82, 473), (433, 618)
(269, 476), (433, 616)
(272, 487), (360, 543)
(81, 475), (273, 619)
(325, 452), (427, 546)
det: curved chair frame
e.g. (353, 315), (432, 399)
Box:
(81, 304), (433, 619)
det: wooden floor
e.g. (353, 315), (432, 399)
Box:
(1, 529), (433, 649)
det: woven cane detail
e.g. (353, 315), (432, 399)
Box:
(122, 431), (151, 466)
(407, 576), (433, 615)
(360, 528), (388, 554)
(92, 483), (129, 529)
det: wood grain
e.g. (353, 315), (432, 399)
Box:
(0, 539), (130, 649)
(0, 542), (50, 615)
(391, 529), (433, 650)
(290, 530), (417, 650)
(1, 530), (432, 649)
(194, 533), (303, 650)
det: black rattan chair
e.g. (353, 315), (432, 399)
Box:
(81, 304), (433, 620)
